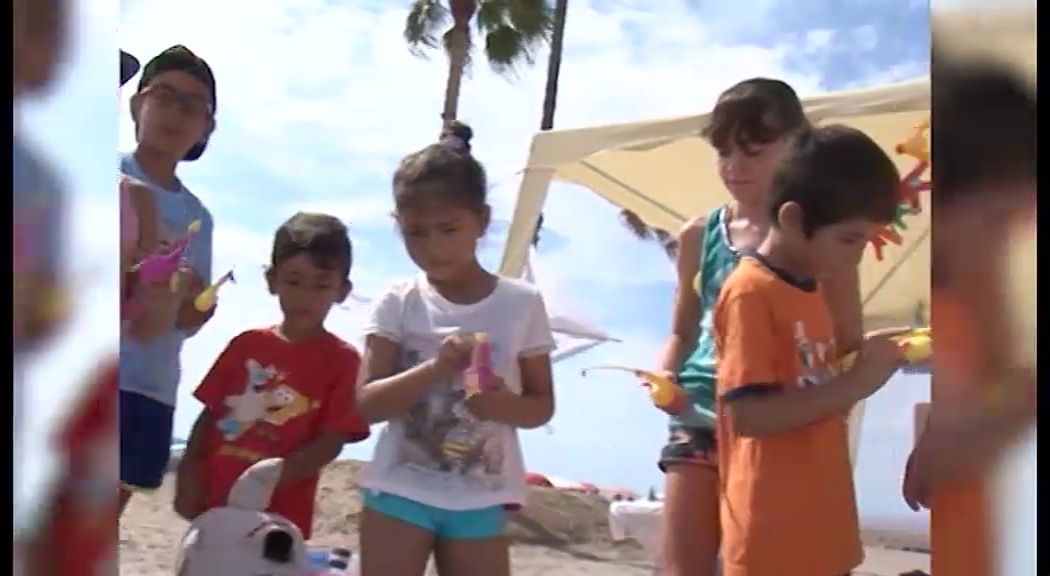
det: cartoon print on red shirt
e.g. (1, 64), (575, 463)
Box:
(217, 358), (318, 441)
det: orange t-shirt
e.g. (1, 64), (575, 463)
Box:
(928, 291), (993, 576)
(194, 328), (370, 539)
(714, 256), (862, 576)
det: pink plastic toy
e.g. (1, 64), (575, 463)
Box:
(464, 332), (495, 398)
(133, 219), (200, 286)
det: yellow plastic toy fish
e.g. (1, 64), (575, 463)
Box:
(838, 327), (932, 371)
(193, 269), (235, 312)
(581, 365), (688, 415)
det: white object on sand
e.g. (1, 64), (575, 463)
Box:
(174, 458), (311, 576)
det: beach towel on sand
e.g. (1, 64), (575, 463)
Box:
(175, 458), (310, 576)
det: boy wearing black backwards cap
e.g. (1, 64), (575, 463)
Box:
(119, 45), (219, 515)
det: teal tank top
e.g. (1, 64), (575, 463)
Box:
(674, 206), (741, 429)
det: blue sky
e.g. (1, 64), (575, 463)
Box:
(17, 0), (1034, 551)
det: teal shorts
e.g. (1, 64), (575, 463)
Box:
(362, 490), (506, 540)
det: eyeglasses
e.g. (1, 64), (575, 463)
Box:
(140, 83), (213, 117)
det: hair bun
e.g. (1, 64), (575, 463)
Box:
(441, 121), (473, 152)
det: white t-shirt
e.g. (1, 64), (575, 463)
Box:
(358, 274), (556, 511)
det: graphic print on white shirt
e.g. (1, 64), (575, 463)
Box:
(359, 275), (557, 510)
(397, 346), (507, 490)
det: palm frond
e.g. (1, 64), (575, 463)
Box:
(404, 0), (452, 57)
(619, 209), (653, 240)
(474, 0), (553, 78)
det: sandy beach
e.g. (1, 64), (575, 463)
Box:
(119, 460), (929, 575)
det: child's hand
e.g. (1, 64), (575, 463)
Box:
(857, 326), (911, 374)
(431, 334), (474, 378)
(901, 449), (929, 511)
(465, 379), (510, 421)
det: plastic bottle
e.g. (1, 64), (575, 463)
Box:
(464, 332), (494, 398)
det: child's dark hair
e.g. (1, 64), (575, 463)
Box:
(769, 124), (900, 236)
(393, 121), (488, 216)
(931, 50), (1036, 206)
(702, 78), (809, 151)
(271, 212), (352, 278)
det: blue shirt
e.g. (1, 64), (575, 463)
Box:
(13, 134), (65, 356)
(119, 152), (213, 407)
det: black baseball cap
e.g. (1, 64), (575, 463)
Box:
(137, 45), (217, 162)
(120, 50), (140, 87)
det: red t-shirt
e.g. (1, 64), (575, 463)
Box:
(194, 328), (369, 539)
(40, 360), (119, 574)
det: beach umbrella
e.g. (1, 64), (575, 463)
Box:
(525, 472), (554, 488)
(577, 481), (600, 494)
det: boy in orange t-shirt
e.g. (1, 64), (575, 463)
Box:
(713, 125), (910, 576)
(175, 213), (370, 539)
(901, 54), (1036, 576)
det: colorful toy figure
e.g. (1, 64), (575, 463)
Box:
(194, 268), (235, 312)
(580, 366), (689, 416)
(838, 327), (932, 371)
(463, 333), (495, 399)
(870, 119), (931, 261)
(133, 219), (201, 288)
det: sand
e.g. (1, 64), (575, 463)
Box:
(119, 460), (929, 575)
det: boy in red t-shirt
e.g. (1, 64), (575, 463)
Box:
(713, 126), (909, 576)
(174, 212), (370, 539)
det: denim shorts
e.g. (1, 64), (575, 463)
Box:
(658, 423), (717, 471)
(119, 390), (175, 491)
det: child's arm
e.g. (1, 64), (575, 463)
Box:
(908, 371), (1035, 496)
(466, 290), (557, 428)
(716, 290), (904, 438)
(356, 289), (460, 422)
(279, 348), (371, 484)
(174, 409), (214, 520)
(356, 335), (452, 423)
(173, 334), (246, 519)
(821, 267), (864, 354)
(656, 217), (705, 372)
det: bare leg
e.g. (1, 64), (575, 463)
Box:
(661, 463), (720, 576)
(433, 535), (511, 576)
(359, 507), (434, 576)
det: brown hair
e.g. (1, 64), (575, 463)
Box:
(392, 121), (489, 217)
(769, 124), (900, 236)
(271, 212), (352, 277)
(931, 49), (1036, 205)
(703, 78), (809, 151)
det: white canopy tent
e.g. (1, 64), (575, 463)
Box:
(499, 78), (932, 328)
(498, 5), (1035, 466)
(498, 79), (932, 465)
(522, 249), (619, 363)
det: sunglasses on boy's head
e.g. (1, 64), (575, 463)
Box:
(139, 83), (213, 117)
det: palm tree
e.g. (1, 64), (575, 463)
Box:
(404, 0), (555, 128)
(621, 209), (678, 258)
(538, 0), (568, 132)
(528, 0), (676, 259)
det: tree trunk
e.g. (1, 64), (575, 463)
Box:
(533, 0), (568, 248)
(441, 23), (470, 128)
(539, 0), (569, 131)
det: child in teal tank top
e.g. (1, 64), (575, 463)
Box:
(673, 206), (739, 428)
(656, 78), (810, 576)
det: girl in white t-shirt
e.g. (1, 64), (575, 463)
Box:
(356, 123), (557, 576)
